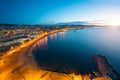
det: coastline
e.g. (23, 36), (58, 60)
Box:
(0, 27), (111, 80)
(25, 27), (85, 69)
(0, 28), (81, 80)
(25, 28), (71, 67)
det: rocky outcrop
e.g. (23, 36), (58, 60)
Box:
(92, 54), (120, 80)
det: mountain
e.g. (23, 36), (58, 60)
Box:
(1, 20), (101, 26)
(56, 21), (89, 25)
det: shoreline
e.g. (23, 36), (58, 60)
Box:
(25, 27), (84, 67)
(0, 28), (80, 80)
(0, 27), (111, 80)
(25, 28), (71, 67)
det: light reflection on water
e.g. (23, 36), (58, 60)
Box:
(32, 32), (66, 53)
(50, 32), (66, 41)
(33, 37), (48, 52)
(33, 27), (120, 74)
(50, 33), (57, 40)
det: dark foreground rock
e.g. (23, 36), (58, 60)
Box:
(92, 54), (120, 80)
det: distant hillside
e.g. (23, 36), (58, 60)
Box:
(56, 21), (89, 25)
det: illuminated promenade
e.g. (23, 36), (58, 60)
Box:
(0, 28), (111, 80)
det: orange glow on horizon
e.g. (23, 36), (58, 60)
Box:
(108, 19), (120, 26)
(102, 18), (120, 26)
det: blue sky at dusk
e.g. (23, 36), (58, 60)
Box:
(0, 0), (120, 24)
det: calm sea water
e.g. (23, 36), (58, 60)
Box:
(33, 27), (120, 74)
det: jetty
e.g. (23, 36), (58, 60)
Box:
(92, 55), (120, 80)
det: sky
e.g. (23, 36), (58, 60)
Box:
(0, 0), (120, 24)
